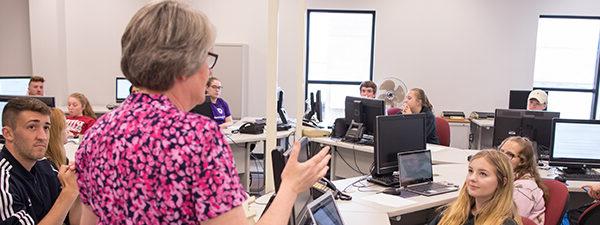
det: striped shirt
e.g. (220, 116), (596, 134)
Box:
(0, 146), (63, 224)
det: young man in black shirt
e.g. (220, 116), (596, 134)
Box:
(0, 97), (80, 224)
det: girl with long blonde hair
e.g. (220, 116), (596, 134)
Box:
(429, 150), (522, 225)
(499, 136), (547, 225)
(47, 108), (69, 169)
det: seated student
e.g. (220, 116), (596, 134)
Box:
(429, 150), (520, 225)
(66, 92), (97, 137)
(527, 89), (547, 111)
(206, 77), (233, 128)
(47, 108), (70, 168)
(128, 85), (141, 95)
(28, 75), (45, 96)
(499, 136), (547, 225)
(359, 80), (377, 98)
(401, 88), (440, 144)
(0, 97), (80, 224)
(568, 182), (600, 224)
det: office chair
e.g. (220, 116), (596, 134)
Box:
(578, 201), (600, 225)
(542, 179), (569, 225)
(387, 107), (401, 115)
(435, 117), (451, 147)
(521, 217), (536, 225)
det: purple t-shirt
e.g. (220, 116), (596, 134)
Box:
(210, 98), (231, 124)
(75, 93), (246, 223)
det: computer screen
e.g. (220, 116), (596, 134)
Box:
(307, 192), (345, 225)
(549, 119), (600, 170)
(116, 77), (132, 103)
(0, 76), (30, 96)
(374, 114), (426, 176)
(304, 90), (324, 123)
(509, 90), (531, 110)
(493, 109), (560, 157)
(344, 96), (385, 135)
(398, 149), (433, 186)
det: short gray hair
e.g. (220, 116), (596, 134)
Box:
(121, 0), (216, 91)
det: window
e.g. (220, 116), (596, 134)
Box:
(305, 10), (376, 125)
(533, 16), (600, 119)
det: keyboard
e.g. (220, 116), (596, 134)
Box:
(408, 182), (448, 193)
(563, 173), (600, 181)
(368, 175), (399, 187)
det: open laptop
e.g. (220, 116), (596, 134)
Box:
(305, 191), (345, 225)
(397, 149), (458, 196)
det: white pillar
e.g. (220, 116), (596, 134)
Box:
(264, 0), (280, 193)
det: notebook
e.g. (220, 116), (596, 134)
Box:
(397, 149), (458, 196)
(306, 191), (345, 225)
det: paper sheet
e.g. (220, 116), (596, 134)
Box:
(361, 193), (416, 208)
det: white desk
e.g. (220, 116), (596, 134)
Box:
(308, 137), (476, 179)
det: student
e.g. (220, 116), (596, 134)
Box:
(568, 183), (600, 224)
(0, 97), (80, 224)
(206, 76), (234, 128)
(359, 80), (377, 98)
(499, 136), (547, 225)
(429, 150), (521, 225)
(47, 108), (70, 169)
(76, 1), (331, 224)
(527, 89), (547, 111)
(28, 75), (45, 96)
(401, 88), (440, 144)
(128, 85), (141, 95)
(66, 93), (96, 137)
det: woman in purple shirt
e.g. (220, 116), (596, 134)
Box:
(206, 76), (234, 128)
(76, 1), (331, 224)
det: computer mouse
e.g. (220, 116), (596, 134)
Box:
(382, 187), (402, 195)
(555, 175), (567, 183)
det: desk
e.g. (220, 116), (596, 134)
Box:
(308, 137), (475, 179)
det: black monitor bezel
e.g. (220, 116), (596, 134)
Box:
(344, 96), (385, 136)
(374, 114), (426, 176)
(508, 90), (531, 110)
(492, 108), (560, 148)
(397, 149), (433, 187)
(549, 118), (600, 169)
(115, 77), (131, 103)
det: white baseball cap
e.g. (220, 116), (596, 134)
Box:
(528, 89), (548, 105)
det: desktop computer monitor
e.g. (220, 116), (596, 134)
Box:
(304, 90), (323, 124)
(116, 77), (132, 103)
(509, 90), (531, 110)
(493, 109), (560, 158)
(549, 119), (600, 173)
(344, 96), (385, 136)
(0, 76), (30, 96)
(373, 114), (426, 176)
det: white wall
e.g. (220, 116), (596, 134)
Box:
(16, 0), (600, 117)
(0, 0), (32, 75)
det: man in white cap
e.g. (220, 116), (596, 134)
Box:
(527, 89), (548, 110)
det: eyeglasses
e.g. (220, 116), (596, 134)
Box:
(207, 52), (219, 69)
(500, 149), (517, 160)
(210, 85), (223, 90)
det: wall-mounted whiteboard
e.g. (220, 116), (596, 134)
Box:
(212, 44), (249, 119)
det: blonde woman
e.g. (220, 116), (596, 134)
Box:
(47, 108), (69, 169)
(66, 92), (96, 137)
(429, 150), (522, 225)
(499, 137), (547, 225)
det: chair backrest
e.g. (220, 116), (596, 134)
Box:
(578, 201), (600, 225)
(521, 216), (536, 225)
(542, 179), (569, 225)
(435, 117), (450, 146)
(387, 107), (401, 115)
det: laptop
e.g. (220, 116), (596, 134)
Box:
(306, 191), (345, 225)
(397, 149), (458, 196)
